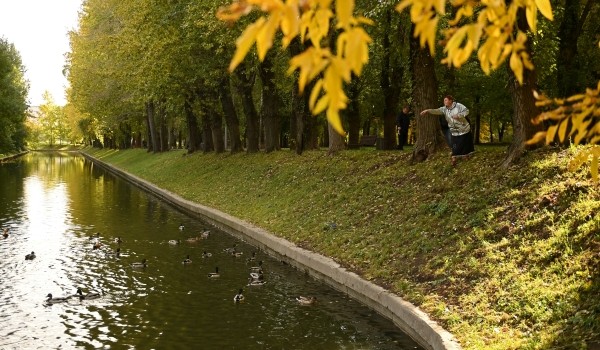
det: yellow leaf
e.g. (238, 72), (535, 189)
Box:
(545, 125), (557, 144)
(327, 106), (345, 135)
(229, 17), (266, 72)
(526, 4), (536, 32)
(313, 94), (329, 115)
(281, 3), (300, 47)
(558, 119), (569, 143)
(535, 0), (554, 20)
(335, 0), (353, 29)
(526, 131), (546, 145)
(309, 79), (324, 109)
(256, 12), (281, 60)
(510, 51), (523, 84)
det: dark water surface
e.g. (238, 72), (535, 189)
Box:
(0, 152), (422, 349)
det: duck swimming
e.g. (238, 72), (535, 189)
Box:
(231, 249), (244, 258)
(75, 288), (101, 300)
(223, 244), (237, 254)
(131, 259), (148, 268)
(296, 296), (317, 305)
(246, 251), (257, 262)
(2, 228), (8, 239)
(200, 230), (210, 239)
(178, 224), (185, 231)
(249, 271), (264, 281)
(208, 267), (220, 278)
(25, 251), (36, 260)
(247, 278), (266, 286)
(202, 251), (212, 258)
(249, 261), (263, 272)
(233, 289), (245, 303)
(168, 239), (182, 245)
(182, 255), (192, 264)
(45, 293), (71, 304)
(92, 241), (102, 250)
(106, 248), (120, 258)
(113, 237), (123, 244)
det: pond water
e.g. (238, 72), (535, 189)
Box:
(0, 152), (422, 349)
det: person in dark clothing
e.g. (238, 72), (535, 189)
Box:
(396, 105), (413, 150)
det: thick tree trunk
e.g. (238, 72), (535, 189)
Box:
(557, 0), (592, 97)
(380, 9), (402, 150)
(501, 9), (544, 167)
(218, 75), (243, 153)
(235, 62), (260, 153)
(145, 100), (159, 153)
(327, 123), (345, 155)
(259, 52), (281, 153)
(346, 77), (361, 149)
(201, 113), (214, 153)
(209, 109), (225, 153)
(410, 28), (447, 162)
(184, 98), (202, 153)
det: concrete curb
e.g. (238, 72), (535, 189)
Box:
(81, 152), (462, 350)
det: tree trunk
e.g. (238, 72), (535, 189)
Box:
(380, 9), (402, 150)
(209, 109), (225, 153)
(501, 9), (544, 167)
(259, 52), (281, 153)
(557, 0), (592, 98)
(184, 99), (202, 153)
(346, 76), (361, 149)
(235, 62), (260, 153)
(201, 113), (214, 153)
(218, 75), (243, 153)
(327, 122), (345, 155)
(409, 27), (447, 162)
(146, 100), (158, 153)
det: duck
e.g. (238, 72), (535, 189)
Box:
(131, 259), (148, 268)
(208, 267), (220, 278)
(182, 255), (192, 264)
(113, 237), (123, 244)
(75, 287), (101, 300)
(296, 296), (317, 305)
(2, 228), (8, 239)
(200, 230), (210, 239)
(249, 271), (264, 281)
(186, 237), (199, 243)
(246, 251), (257, 262)
(45, 293), (71, 304)
(223, 244), (237, 254)
(106, 248), (120, 258)
(231, 249), (244, 258)
(89, 232), (100, 240)
(249, 261), (263, 272)
(92, 241), (102, 250)
(202, 251), (212, 258)
(168, 239), (182, 245)
(178, 224), (185, 231)
(247, 277), (266, 286)
(233, 289), (245, 303)
(25, 251), (36, 260)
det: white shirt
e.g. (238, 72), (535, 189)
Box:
(428, 102), (470, 136)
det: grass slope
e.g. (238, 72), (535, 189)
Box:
(85, 145), (599, 349)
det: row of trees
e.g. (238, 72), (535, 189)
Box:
(66, 1), (600, 162)
(0, 37), (28, 154)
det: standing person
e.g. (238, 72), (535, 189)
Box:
(396, 105), (413, 150)
(420, 95), (474, 166)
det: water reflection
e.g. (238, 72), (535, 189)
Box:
(0, 152), (422, 349)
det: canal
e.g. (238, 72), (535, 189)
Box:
(0, 152), (422, 349)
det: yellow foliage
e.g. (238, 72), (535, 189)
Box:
(396, 0), (554, 83)
(530, 86), (600, 182)
(217, 0), (371, 135)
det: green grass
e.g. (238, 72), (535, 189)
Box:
(85, 145), (600, 349)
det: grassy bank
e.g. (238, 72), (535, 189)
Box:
(84, 145), (599, 349)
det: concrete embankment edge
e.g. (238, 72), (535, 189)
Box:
(81, 152), (462, 350)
